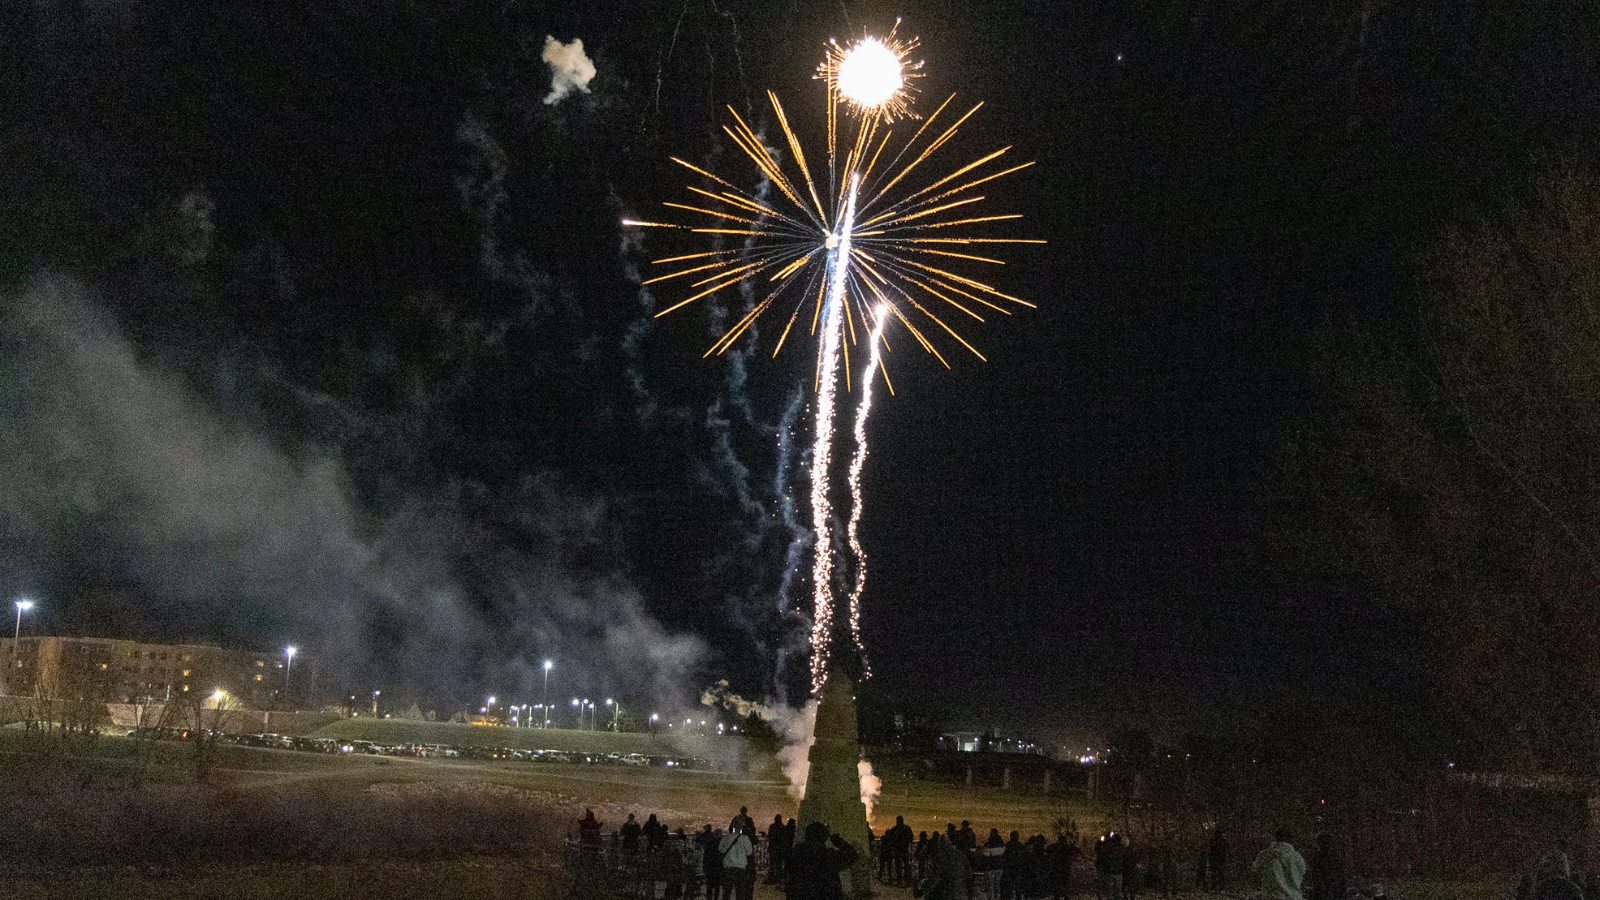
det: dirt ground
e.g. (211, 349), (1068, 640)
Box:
(0, 729), (1507, 899)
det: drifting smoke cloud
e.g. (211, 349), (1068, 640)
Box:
(542, 36), (596, 105)
(0, 278), (705, 710)
(701, 680), (879, 816)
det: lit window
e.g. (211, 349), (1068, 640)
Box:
(254, 674), (262, 682)
(256, 661), (265, 667)
(182, 685), (189, 692)
(99, 663), (108, 670)
(182, 669), (190, 677)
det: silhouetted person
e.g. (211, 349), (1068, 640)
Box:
(1125, 840), (1143, 899)
(577, 809), (604, 850)
(924, 833), (972, 900)
(1022, 836), (1052, 900)
(1528, 840), (1584, 900)
(1047, 832), (1078, 899)
(788, 821), (860, 900)
(1096, 832), (1126, 900)
(887, 815), (915, 885)
(622, 813), (644, 854)
(1250, 828), (1306, 900)
(703, 826), (726, 900)
(917, 832), (932, 882)
(646, 814), (668, 851)
(1001, 831), (1025, 900)
(768, 814), (791, 883)
(957, 821), (978, 853)
(1307, 834), (1346, 900)
(693, 825), (715, 889)
(986, 829), (1006, 850)
(1206, 829), (1228, 889)
(731, 806), (756, 835)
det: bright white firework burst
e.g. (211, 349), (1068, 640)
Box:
(825, 26), (920, 120)
(625, 24), (1042, 691)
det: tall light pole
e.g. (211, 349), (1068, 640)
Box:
(13, 598), (34, 654)
(283, 646), (297, 707)
(606, 698), (618, 731)
(8, 598), (33, 694)
(542, 660), (552, 728)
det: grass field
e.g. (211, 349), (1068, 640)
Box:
(0, 727), (1498, 898)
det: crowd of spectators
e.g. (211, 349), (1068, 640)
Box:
(569, 810), (1453, 900)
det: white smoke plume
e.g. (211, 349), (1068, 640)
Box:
(701, 681), (876, 814)
(857, 759), (882, 819)
(776, 700), (818, 802)
(542, 36), (596, 105)
(0, 278), (705, 709)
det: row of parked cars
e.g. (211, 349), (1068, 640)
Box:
(124, 726), (718, 770)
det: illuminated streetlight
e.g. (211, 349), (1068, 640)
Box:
(283, 646), (297, 707)
(606, 698), (620, 731)
(11, 599), (34, 670)
(542, 660), (553, 728)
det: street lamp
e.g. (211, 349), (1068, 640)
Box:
(283, 646), (297, 707)
(12, 598), (34, 664)
(650, 713), (659, 739)
(606, 698), (619, 731)
(542, 660), (553, 728)
(372, 690), (380, 717)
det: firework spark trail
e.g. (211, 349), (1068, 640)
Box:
(773, 385), (811, 706)
(844, 305), (891, 672)
(806, 175), (859, 691)
(626, 27), (1040, 696)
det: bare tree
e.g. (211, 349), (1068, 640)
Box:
(165, 689), (240, 783)
(1303, 169), (1600, 771)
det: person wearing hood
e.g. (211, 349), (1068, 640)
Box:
(1250, 829), (1307, 900)
(922, 833), (972, 900)
(577, 809), (603, 849)
(788, 821), (861, 900)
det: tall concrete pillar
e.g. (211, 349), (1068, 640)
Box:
(797, 669), (873, 899)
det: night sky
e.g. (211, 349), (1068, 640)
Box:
(4, 2), (1599, 747)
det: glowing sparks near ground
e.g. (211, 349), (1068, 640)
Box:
(845, 305), (892, 675)
(626, 26), (1040, 695)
